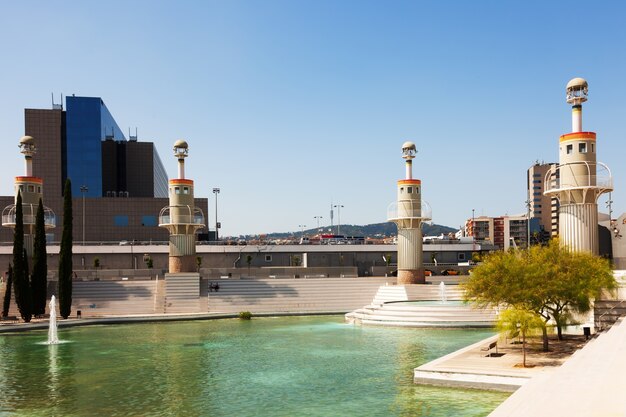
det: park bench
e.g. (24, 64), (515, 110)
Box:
(481, 341), (498, 357)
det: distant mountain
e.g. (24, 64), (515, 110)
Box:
(233, 222), (457, 239)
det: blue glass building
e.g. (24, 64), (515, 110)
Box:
(65, 96), (127, 197)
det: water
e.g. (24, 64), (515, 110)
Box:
(0, 316), (509, 416)
(439, 281), (447, 303)
(47, 295), (59, 345)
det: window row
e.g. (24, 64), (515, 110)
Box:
(565, 142), (594, 155)
(17, 184), (42, 194)
(399, 186), (420, 194)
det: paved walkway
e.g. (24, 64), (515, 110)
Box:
(415, 332), (586, 392)
(487, 318), (626, 417)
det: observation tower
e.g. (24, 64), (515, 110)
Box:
(2, 136), (55, 256)
(159, 140), (205, 273)
(387, 142), (431, 284)
(544, 78), (613, 254)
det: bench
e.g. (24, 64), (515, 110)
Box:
(481, 341), (498, 357)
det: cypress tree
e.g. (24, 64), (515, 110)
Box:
(12, 191), (32, 322)
(58, 179), (73, 319)
(32, 198), (48, 316)
(2, 265), (12, 318)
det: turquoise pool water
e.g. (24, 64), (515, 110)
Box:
(0, 316), (508, 416)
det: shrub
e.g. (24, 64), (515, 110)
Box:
(238, 311), (252, 320)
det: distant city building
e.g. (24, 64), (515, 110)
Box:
(527, 162), (558, 238)
(465, 215), (538, 251)
(0, 96), (207, 243)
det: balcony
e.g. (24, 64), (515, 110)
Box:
(158, 205), (205, 227)
(544, 162), (613, 196)
(2, 204), (56, 229)
(387, 200), (432, 222)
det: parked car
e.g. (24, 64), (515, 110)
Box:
(441, 269), (459, 276)
(424, 269), (433, 277)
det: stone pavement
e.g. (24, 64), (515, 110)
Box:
(415, 331), (588, 392)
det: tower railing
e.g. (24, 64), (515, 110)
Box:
(544, 161), (613, 195)
(387, 200), (432, 222)
(158, 205), (205, 227)
(1, 204), (56, 228)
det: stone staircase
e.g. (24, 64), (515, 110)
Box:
(346, 284), (496, 327)
(73, 280), (159, 317)
(206, 277), (392, 313)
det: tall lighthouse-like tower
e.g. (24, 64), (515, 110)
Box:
(2, 136), (55, 257)
(159, 140), (205, 273)
(545, 78), (613, 253)
(388, 142), (431, 284)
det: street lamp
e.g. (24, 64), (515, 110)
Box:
(333, 204), (344, 235)
(80, 185), (88, 245)
(525, 199), (531, 248)
(213, 188), (220, 241)
(299, 224), (307, 239)
(313, 216), (323, 231)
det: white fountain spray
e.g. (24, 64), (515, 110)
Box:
(47, 295), (59, 345)
(439, 281), (447, 304)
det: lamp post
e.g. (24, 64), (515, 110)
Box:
(213, 188), (220, 241)
(525, 199), (531, 248)
(333, 204), (344, 235)
(314, 216), (323, 231)
(80, 185), (88, 245)
(299, 224), (307, 239)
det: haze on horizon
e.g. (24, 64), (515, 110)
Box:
(0, 1), (625, 237)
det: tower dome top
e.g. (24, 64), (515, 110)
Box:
(566, 77), (588, 90)
(401, 141), (416, 160)
(566, 77), (588, 105)
(173, 139), (188, 149)
(19, 136), (35, 146)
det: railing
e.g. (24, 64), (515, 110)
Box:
(158, 205), (205, 226)
(1, 204), (56, 228)
(544, 162), (613, 194)
(387, 200), (432, 222)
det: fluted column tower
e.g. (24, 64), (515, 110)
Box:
(2, 136), (55, 257)
(159, 140), (205, 273)
(387, 142), (431, 284)
(544, 78), (613, 254)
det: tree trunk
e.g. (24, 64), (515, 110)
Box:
(522, 331), (527, 367)
(557, 324), (563, 340)
(542, 325), (549, 352)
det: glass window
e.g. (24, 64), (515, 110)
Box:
(400, 187), (404, 193)
(27, 185), (35, 193)
(591, 143), (595, 153)
(18, 185), (24, 192)
(175, 187), (181, 195)
(458, 253), (466, 261)
(183, 187), (189, 194)
(265, 255), (272, 262)
(114, 215), (129, 227)
(142, 216), (157, 227)
(407, 187), (413, 194)
(37, 186), (41, 193)
(566, 144), (573, 154)
(579, 143), (587, 153)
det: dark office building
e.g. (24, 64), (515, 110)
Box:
(0, 96), (207, 243)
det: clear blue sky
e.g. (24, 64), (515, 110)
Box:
(1, 1), (625, 237)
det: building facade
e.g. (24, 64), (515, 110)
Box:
(0, 96), (207, 243)
(527, 162), (559, 238)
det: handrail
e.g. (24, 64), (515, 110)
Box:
(596, 299), (626, 332)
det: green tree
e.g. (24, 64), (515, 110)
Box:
(463, 239), (616, 351)
(497, 308), (545, 368)
(196, 256), (202, 272)
(58, 179), (73, 319)
(32, 199), (48, 316)
(2, 265), (13, 317)
(12, 192), (32, 322)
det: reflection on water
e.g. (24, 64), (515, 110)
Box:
(0, 317), (509, 416)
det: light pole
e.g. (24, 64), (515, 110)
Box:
(314, 216), (323, 232)
(333, 204), (344, 235)
(213, 188), (220, 241)
(525, 199), (531, 248)
(80, 185), (88, 245)
(299, 224), (307, 239)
